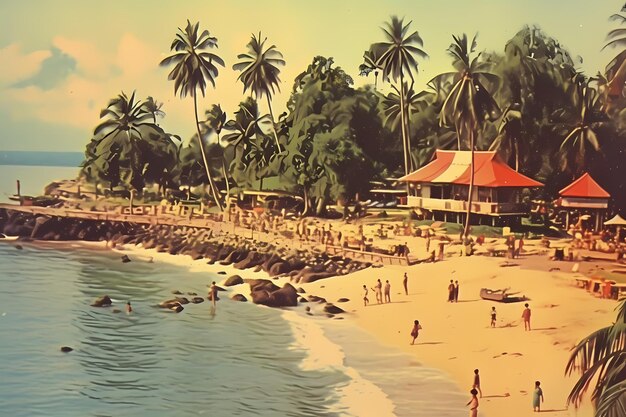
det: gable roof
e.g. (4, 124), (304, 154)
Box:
(559, 173), (610, 199)
(399, 150), (543, 188)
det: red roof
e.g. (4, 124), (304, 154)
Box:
(559, 173), (610, 199)
(399, 150), (543, 188)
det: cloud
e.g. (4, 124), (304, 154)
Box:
(0, 44), (51, 86)
(13, 47), (77, 90)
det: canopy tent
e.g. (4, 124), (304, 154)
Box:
(558, 173), (610, 232)
(605, 214), (626, 226)
(399, 150), (543, 188)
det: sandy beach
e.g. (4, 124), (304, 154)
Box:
(107, 235), (619, 417)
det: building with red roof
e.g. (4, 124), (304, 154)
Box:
(399, 150), (543, 226)
(557, 173), (610, 232)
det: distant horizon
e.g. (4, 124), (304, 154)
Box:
(0, 150), (83, 167)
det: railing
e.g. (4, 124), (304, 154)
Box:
(325, 245), (412, 266)
(406, 197), (527, 214)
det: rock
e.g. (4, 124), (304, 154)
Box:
(269, 261), (290, 276)
(234, 251), (265, 270)
(91, 295), (112, 307)
(60, 346), (73, 353)
(323, 304), (345, 315)
(299, 297), (308, 303)
(305, 306), (311, 312)
(187, 292), (197, 296)
(231, 294), (248, 302)
(170, 304), (184, 313)
(175, 297), (190, 305)
(112, 309), (121, 314)
(245, 279), (280, 293)
(337, 298), (350, 303)
(296, 287), (306, 294)
(172, 290), (183, 295)
(224, 275), (244, 286)
(15, 244), (23, 250)
(268, 283), (298, 307)
(326, 314), (335, 318)
(217, 271), (227, 275)
(191, 297), (204, 304)
(159, 299), (182, 309)
(307, 295), (326, 303)
(121, 255), (131, 263)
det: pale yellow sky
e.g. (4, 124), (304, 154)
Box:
(0, 0), (621, 151)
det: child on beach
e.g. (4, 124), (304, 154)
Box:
(466, 388), (479, 417)
(363, 285), (369, 307)
(490, 307), (497, 327)
(532, 381), (544, 412)
(522, 303), (532, 331)
(472, 369), (482, 398)
(410, 320), (422, 345)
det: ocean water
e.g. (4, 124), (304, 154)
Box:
(0, 165), (79, 203)
(0, 166), (467, 416)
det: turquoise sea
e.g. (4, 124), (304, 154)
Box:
(0, 165), (466, 416)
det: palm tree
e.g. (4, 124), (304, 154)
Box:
(565, 299), (626, 417)
(203, 104), (230, 206)
(160, 20), (224, 210)
(358, 48), (382, 90)
(489, 103), (523, 171)
(370, 16), (428, 178)
(437, 34), (501, 238)
(93, 91), (152, 191)
(143, 96), (165, 125)
(559, 83), (605, 176)
(603, 9), (626, 107)
(233, 32), (285, 152)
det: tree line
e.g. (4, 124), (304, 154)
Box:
(80, 12), (626, 221)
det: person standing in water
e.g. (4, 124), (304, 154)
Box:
(126, 301), (132, 314)
(410, 320), (422, 345)
(532, 381), (544, 412)
(403, 272), (408, 295)
(209, 281), (219, 308)
(466, 389), (479, 417)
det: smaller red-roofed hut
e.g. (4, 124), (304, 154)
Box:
(558, 173), (610, 232)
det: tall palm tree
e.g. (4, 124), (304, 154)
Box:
(160, 20), (224, 210)
(565, 299), (626, 417)
(233, 32), (285, 152)
(603, 9), (626, 106)
(93, 91), (152, 191)
(559, 83), (604, 176)
(143, 96), (165, 125)
(437, 34), (501, 238)
(371, 16), (428, 178)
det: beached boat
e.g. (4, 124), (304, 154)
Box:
(480, 288), (527, 303)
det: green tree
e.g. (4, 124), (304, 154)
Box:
(437, 34), (501, 238)
(144, 96), (165, 125)
(358, 48), (382, 90)
(160, 20), (224, 210)
(566, 299), (626, 417)
(370, 16), (428, 176)
(233, 32), (285, 152)
(603, 9), (626, 110)
(489, 103), (524, 171)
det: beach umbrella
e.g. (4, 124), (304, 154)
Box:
(604, 214), (626, 225)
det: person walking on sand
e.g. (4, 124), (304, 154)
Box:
(448, 280), (455, 302)
(372, 279), (382, 304)
(490, 307), (497, 328)
(472, 369), (482, 398)
(454, 280), (460, 302)
(466, 389), (479, 417)
(363, 285), (369, 307)
(384, 280), (391, 303)
(403, 272), (408, 295)
(410, 320), (422, 345)
(532, 381), (544, 412)
(210, 281), (219, 308)
(522, 303), (532, 331)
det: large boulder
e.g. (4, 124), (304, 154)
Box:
(324, 303), (345, 315)
(223, 275), (244, 287)
(269, 283), (298, 307)
(91, 295), (112, 307)
(234, 251), (266, 270)
(231, 294), (248, 302)
(269, 261), (290, 277)
(245, 279), (280, 293)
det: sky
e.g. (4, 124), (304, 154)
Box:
(0, 0), (622, 152)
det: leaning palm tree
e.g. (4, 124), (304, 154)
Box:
(565, 298), (626, 417)
(370, 16), (428, 178)
(160, 20), (224, 210)
(437, 34), (501, 239)
(233, 32), (285, 152)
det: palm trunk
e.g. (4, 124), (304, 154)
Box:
(192, 89), (223, 211)
(374, 70), (379, 91)
(302, 187), (310, 217)
(399, 75), (410, 195)
(266, 96), (281, 152)
(403, 85), (413, 172)
(463, 128), (475, 240)
(514, 137), (519, 172)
